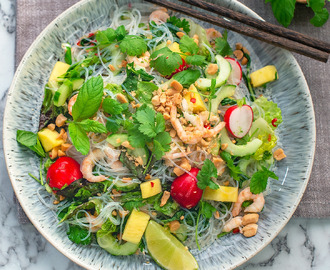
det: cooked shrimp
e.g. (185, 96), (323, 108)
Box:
(202, 121), (226, 138)
(163, 151), (192, 160)
(127, 51), (150, 68)
(68, 94), (78, 116)
(170, 105), (203, 144)
(206, 28), (222, 42)
(199, 111), (220, 124)
(232, 187), (265, 217)
(149, 9), (169, 24)
(223, 216), (242, 232)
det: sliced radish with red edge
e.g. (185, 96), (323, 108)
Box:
(224, 104), (253, 138)
(225, 57), (242, 85)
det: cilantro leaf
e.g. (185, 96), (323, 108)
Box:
(185, 55), (206, 66)
(265, 0), (296, 28)
(309, 0), (329, 27)
(102, 97), (123, 115)
(123, 63), (154, 91)
(172, 69), (201, 87)
(197, 159), (219, 190)
(250, 166), (278, 194)
(128, 130), (148, 148)
(16, 130), (45, 157)
(72, 76), (104, 121)
(119, 35), (147, 56)
(79, 119), (107, 133)
(200, 201), (217, 219)
(167, 16), (190, 34)
(64, 45), (72, 65)
(214, 30), (233, 57)
(115, 25), (127, 41)
(67, 225), (92, 245)
(150, 47), (183, 76)
(68, 122), (90, 155)
(179, 35), (199, 55)
(155, 113), (166, 133)
(220, 151), (245, 181)
(95, 28), (116, 45)
(153, 132), (172, 160)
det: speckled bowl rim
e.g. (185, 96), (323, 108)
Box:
(3, 0), (316, 269)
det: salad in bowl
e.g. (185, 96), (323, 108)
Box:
(15, 4), (286, 270)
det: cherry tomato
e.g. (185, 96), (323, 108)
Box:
(167, 58), (189, 79)
(170, 168), (203, 209)
(47, 157), (83, 191)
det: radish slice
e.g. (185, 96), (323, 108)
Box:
(224, 105), (253, 138)
(225, 57), (242, 85)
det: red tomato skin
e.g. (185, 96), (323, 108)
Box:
(170, 168), (203, 209)
(47, 157), (83, 190)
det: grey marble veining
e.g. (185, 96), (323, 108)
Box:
(0, 0), (329, 269)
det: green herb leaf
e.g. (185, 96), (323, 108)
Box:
(153, 132), (172, 160)
(72, 76), (104, 121)
(106, 118), (121, 133)
(221, 97), (237, 106)
(64, 45), (72, 65)
(102, 97), (123, 115)
(123, 63), (154, 91)
(265, 0), (296, 28)
(16, 130), (45, 157)
(136, 81), (158, 104)
(197, 159), (219, 190)
(172, 69), (201, 87)
(68, 122), (90, 155)
(185, 55), (206, 66)
(67, 225), (92, 245)
(310, 7), (329, 27)
(79, 119), (107, 133)
(200, 201), (217, 219)
(167, 16), (190, 34)
(250, 166), (278, 194)
(115, 25), (127, 41)
(150, 47), (183, 76)
(179, 35), (199, 55)
(96, 28), (116, 44)
(214, 30), (233, 56)
(120, 35), (148, 56)
(220, 151), (245, 181)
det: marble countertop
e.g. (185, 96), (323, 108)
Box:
(1, 0), (330, 269)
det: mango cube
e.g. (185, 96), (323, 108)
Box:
(48, 61), (70, 89)
(168, 42), (188, 60)
(122, 209), (150, 244)
(140, 178), (162, 199)
(37, 128), (64, 152)
(203, 186), (238, 202)
(183, 84), (207, 113)
(250, 65), (278, 88)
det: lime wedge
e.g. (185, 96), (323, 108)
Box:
(145, 220), (198, 270)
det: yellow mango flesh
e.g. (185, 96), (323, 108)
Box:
(48, 61), (70, 89)
(122, 209), (150, 244)
(250, 65), (278, 88)
(168, 42), (188, 60)
(203, 186), (238, 202)
(37, 128), (64, 152)
(140, 178), (162, 199)
(183, 84), (207, 113)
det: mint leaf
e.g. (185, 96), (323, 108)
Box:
(166, 16), (190, 34)
(68, 122), (90, 155)
(310, 7), (329, 27)
(72, 76), (104, 121)
(16, 130), (45, 157)
(95, 28), (116, 44)
(172, 69), (201, 87)
(67, 225), (91, 245)
(106, 118), (121, 133)
(102, 97), (123, 115)
(150, 47), (183, 76)
(214, 30), (233, 56)
(185, 55), (206, 66)
(79, 119), (107, 133)
(265, 0), (296, 28)
(179, 35), (199, 55)
(250, 166), (278, 194)
(120, 35), (147, 56)
(197, 159), (219, 190)
(200, 201), (217, 219)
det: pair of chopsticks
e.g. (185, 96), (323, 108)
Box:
(144, 0), (330, 63)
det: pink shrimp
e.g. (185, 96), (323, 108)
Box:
(232, 187), (265, 217)
(68, 94), (78, 116)
(223, 216), (242, 232)
(149, 9), (170, 24)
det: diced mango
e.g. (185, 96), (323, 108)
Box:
(203, 186), (238, 202)
(37, 128), (64, 152)
(168, 42), (188, 60)
(183, 84), (207, 113)
(140, 179), (162, 199)
(122, 209), (150, 244)
(250, 65), (278, 88)
(48, 61), (70, 89)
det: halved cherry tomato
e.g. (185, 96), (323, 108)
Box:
(47, 157), (83, 191)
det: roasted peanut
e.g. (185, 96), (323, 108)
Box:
(241, 223), (258, 238)
(242, 213), (259, 226)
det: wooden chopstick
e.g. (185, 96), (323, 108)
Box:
(144, 0), (329, 62)
(180, 0), (330, 54)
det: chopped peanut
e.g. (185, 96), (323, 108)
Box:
(151, 95), (160, 106)
(61, 143), (71, 152)
(121, 140), (134, 150)
(169, 220), (181, 232)
(62, 132), (68, 142)
(170, 80), (183, 92)
(176, 32), (185, 38)
(166, 40), (172, 45)
(242, 46), (250, 55)
(122, 177), (132, 181)
(165, 88), (179, 96)
(112, 210), (117, 216)
(221, 143), (228, 150)
(55, 114), (67, 127)
(59, 195), (65, 201)
(180, 215), (185, 220)
(160, 94), (167, 105)
(112, 189), (121, 195)
(242, 213), (259, 226)
(145, 174), (151, 180)
(241, 223), (258, 238)
(49, 147), (58, 159)
(163, 112), (170, 120)
(119, 210), (129, 218)
(116, 93), (128, 103)
(169, 129), (177, 138)
(212, 156), (224, 168)
(151, 212), (157, 216)
(223, 180), (230, 186)
(233, 50), (244, 61)
(214, 211), (220, 219)
(108, 64), (116, 71)
(47, 124), (55, 131)
(273, 148), (286, 161)
(160, 191), (171, 207)
(206, 63), (218, 75)
(53, 200), (60, 205)
(121, 60), (128, 68)
(173, 167), (185, 177)
(180, 158), (191, 172)
(235, 43), (243, 50)
(56, 128), (65, 140)
(58, 150), (66, 157)
(157, 106), (165, 113)
(241, 57), (248, 66)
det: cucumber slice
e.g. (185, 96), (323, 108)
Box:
(211, 84), (236, 114)
(106, 134), (129, 147)
(249, 118), (274, 137)
(114, 180), (139, 192)
(209, 137), (221, 156)
(220, 129), (262, 157)
(196, 55), (232, 91)
(53, 79), (73, 107)
(127, 147), (149, 166)
(108, 44), (125, 75)
(97, 231), (139, 256)
(72, 78), (84, 90)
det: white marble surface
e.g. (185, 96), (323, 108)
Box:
(1, 0), (330, 269)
